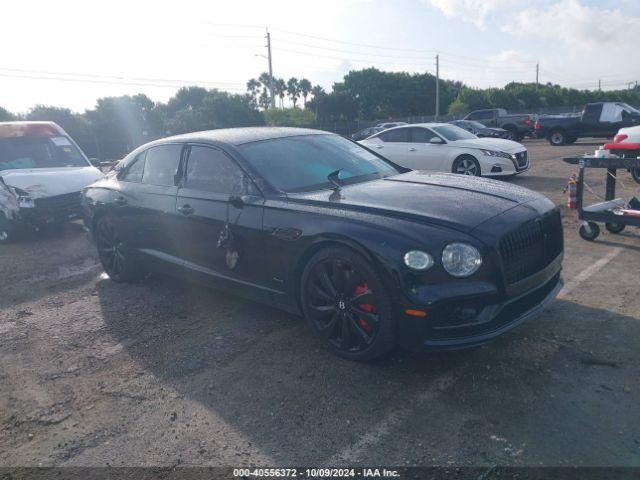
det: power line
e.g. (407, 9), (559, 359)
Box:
(0, 67), (246, 87)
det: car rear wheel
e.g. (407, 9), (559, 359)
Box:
(95, 215), (146, 283)
(549, 129), (566, 146)
(452, 155), (481, 176)
(504, 128), (518, 141)
(300, 246), (396, 361)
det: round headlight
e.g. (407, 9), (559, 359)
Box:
(442, 243), (482, 277)
(403, 250), (434, 271)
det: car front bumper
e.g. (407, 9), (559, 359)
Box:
(397, 265), (563, 352)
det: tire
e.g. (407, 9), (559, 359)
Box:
(504, 128), (518, 141)
(579, 222), (600, 241)
(0, 212), (18, 244)
(631, 168), (640, 184)
(94, 214), (146, 282)
(300, 246), (396, 361)
(452, 155), (481, 176)
(548, 129), (567, 146)
(605, 223), (625, 234)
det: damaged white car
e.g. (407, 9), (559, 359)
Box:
(0, 122), (104, 243)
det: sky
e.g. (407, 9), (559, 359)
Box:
(2, 0), (639, 113)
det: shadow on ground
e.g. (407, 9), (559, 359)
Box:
(96, 273), (640, 465)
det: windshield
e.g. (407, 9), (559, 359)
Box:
(0, 136), (89, 171)
(432, 125), (477, 141)
(238, 134), (400, 193)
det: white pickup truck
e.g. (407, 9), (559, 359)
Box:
(0, 121), (104, 243)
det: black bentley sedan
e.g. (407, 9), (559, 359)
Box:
(82, 127), (563, 360)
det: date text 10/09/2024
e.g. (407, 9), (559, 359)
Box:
(233, 468), (400, 478)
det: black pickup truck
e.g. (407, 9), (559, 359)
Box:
(464, 108), (534, 140)
(535, 102), (640, 146)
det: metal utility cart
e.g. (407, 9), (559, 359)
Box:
(563, 155), (640, 241)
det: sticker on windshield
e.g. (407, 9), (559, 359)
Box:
(51, 136), (72, 147)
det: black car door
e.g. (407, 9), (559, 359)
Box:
(112, 144), (184, 270)
(173, 144), (267, 298)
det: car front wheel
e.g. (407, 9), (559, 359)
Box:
(300, 246), (396, 361)
(95, 215), (146, 283)
(452, 155), (481, 176)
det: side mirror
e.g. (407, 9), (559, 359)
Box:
(229, 195), (244, 209)
(429, 137), (444, 144)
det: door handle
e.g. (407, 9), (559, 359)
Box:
(408, 147), (417, 152)
(114, 196), (127, 206)
(374, 145), (384, 149)
(177, 204), (194, 216)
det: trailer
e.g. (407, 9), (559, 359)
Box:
(563, 155), (640, 241)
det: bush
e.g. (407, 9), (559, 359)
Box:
(447, 98), (469, 117)
(263, 108), (315, 126)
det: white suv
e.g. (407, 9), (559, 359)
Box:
(0, 121), (104, 243)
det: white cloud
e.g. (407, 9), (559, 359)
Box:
(424, 0), (525, 28)
(503, 0), (640, 50)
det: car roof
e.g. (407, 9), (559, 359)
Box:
(152, 127), (330, 147)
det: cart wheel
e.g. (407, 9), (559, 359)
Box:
(605, 222), (625, 234)
(579, 222), (600, 241)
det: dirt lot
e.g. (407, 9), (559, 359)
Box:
(1, 139), (639, 469)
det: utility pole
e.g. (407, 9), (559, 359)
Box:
(435, 54), (439, 120)
(266, 29), (276, 109)
(598, 79), (601, 91)
(535, 62), (539, 90)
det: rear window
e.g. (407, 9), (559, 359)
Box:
(0, 136), (88, 171)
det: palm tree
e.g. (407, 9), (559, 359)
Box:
(287, 78), (300, 108)
(258, 72), (273, 107)
(275, 78), (286, 108)
(298, 78), (312, 108)
(311, 85), (325, 119)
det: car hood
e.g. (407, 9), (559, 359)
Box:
(288, 171), (553, 233)
(0, 166), (104, 198)
(452, 137), (524, 153)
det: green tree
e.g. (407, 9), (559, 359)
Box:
(286, 78), (300, 108)
(447, 98), (469, 117)
(0, 106), (15, 122)
(246, 78), (261, 106)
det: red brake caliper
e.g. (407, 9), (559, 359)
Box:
(354, 283), (375, 333)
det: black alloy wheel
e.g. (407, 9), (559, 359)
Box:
(95, 215), (144, 282)
(301, 247), (395, 360)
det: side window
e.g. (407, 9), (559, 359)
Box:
(184, 146), (244, 194)
(121, 152), (146, 182)
(409, 127), (434, 143)
(477, 110), (493, 120)
(377, 128), (409, 143)
(142, 144), (183, 186)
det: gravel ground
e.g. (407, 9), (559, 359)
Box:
(0, 139), (639, 469)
